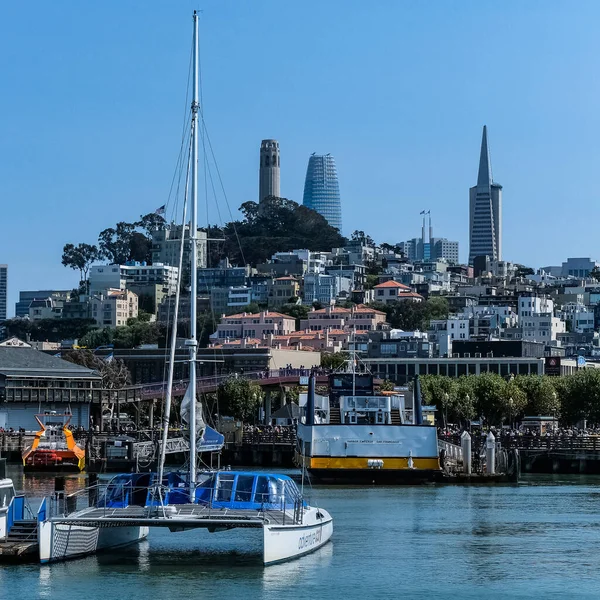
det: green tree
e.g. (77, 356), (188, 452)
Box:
(369, 297), (448, 332)
(98, 222), (136, 264)
(503, 379), (528, 426)
(61, 243), (100, 291)
(454, 376), (476, 424)
(364, 274), (379, 290)
(278, 303), (309, 328)
(230, 302), (260, 315)
(2, 317), (97, 343)
(514, 264), (535, 278)
(471, 372), (507, 425)
(350, 230), (375, 247)
(515, 375), (560, 417)
(217, 377), (264, 421)
(421, 375), (458, 426)
(320, 351), (348, 370)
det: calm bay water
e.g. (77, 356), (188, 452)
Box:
(2, 466), (600, 599)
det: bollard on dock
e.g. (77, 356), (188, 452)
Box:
(461, 431), (472, 475)
(486, 431), (496, 475)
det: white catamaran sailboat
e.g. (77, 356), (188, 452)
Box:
(37, 12), (332, 565)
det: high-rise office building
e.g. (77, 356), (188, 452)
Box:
(302, 153), (342, 231)
(0, 265), (7, 321)
(259, 139), (280, 202)
(469, 126), (502, 265)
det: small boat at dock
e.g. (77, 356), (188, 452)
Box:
(22, 412), (85, 472)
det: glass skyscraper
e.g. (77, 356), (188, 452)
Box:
(302, 153), (342, 231)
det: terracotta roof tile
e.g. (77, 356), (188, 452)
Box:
(374, 280), (410, 289)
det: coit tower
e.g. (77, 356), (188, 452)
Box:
(259, 139), (280, 202)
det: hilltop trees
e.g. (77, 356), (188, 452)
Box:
(215, 197), (346, 266)
(61, 212), (166, 279)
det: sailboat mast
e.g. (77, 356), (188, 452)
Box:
(188, 10), (200, 496)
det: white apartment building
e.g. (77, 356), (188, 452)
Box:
(559, 303), (595, 334)
(518, 295), (554, 318)
(90, 289), (138, 327)
(521, 314), (565, 343)
(89, 263), (179, 296)
(446, 318), (470, 341)
(461, 305), (518, 327)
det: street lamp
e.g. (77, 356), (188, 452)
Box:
(508, 396), (514, 429)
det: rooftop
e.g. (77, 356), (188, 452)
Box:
(0, 347), (100, 379)
(374, 280), (411, 289)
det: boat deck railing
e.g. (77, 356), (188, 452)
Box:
(45, 478), (306, 529)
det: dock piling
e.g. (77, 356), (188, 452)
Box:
(461, 431), (472, 474)
(486, 432), (496, 475)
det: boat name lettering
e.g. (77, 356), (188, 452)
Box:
(298, 527), (322, 550)
(346, 440), (401, 444)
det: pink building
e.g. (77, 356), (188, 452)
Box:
(214, 311), (296, 340)
(300, 304), (387, 331)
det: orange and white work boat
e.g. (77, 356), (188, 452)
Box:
(22, 412), (85, 472)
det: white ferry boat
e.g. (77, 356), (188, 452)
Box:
(296, 371), (442, 483)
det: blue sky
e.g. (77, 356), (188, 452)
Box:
(1, 1), (600, 316)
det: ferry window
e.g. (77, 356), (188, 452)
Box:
(235, 475), (254, 502)
(216, 474), (235, 502)
(253, 476), (270, 503)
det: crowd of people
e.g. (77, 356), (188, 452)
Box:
(242, 423), (296, 443)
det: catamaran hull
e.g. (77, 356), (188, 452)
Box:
(263, 508), (333, 565)
(38, 521), (149, 563)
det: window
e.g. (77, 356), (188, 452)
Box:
(216, 474), (235, 502)
(234, 475), (255, 502)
